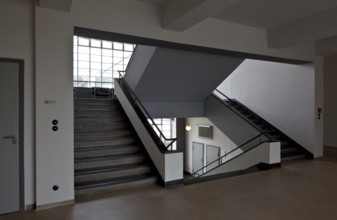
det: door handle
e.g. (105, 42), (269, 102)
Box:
(2, 135), (17, 144)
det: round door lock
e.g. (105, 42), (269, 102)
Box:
(52, 185), (59, 191)
(52, 126), (58, 131)
(52, 119), (58, 125)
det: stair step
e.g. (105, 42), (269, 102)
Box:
(75, 137), (138, 148)
(75, 163), (153, 183)
(75, 105), (120, 111)
(281, 153), (307, 161)
(281, 140), (289, 146)
(74, 122), (130, 132)
(74, 131), (134, 141)
(281, 147), (297, 155)
(74, 153), (146, 170)
(75, 144), (142, 159)
(74, 110), (125, 117)
(74, 116), (128, 123)
(75, 99), (118, 106)
(75, 174), (158, 197)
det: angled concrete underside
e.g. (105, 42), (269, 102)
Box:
(125, 45), (245, 118)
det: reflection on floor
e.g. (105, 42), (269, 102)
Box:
(2, 147), (337, 220)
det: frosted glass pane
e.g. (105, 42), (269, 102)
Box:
(102, 49), (112, 56)
(102, 63), (112, 70)
(124, 44), (134, 51)
(91, 55), (101, 62)
(124, 51), (133, 58)
(114, 42), (123, 50)
(103, 41), (112, 49)
(102, 56), (112, 63)
(91, 48), (101, 55)
(91, 62), (101, 69)
(78, 46), (89, 54)
(113, 50), (123, 57)
(91, 39), (101, 47)
(78, 61), (89, 69)
(78, 54), (89, 61)
(79, 37), (89, 46)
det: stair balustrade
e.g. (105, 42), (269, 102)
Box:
(117, 71), (177, 152)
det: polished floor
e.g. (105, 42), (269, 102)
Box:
(2, 147), (337, 220)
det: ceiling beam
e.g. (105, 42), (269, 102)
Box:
(316, 36), (337, 56)
(162, 0), (240, 32)
(268, 7), (337, 48)
(37, 0), (73, 12)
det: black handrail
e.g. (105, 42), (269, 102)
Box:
(192, 131), (271, 177)
(192, 89), (275, 177)
(212, 89), (268, 133)
(117, 70), (177, 150)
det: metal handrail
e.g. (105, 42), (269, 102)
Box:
(192, 131), (271, 177)
(212, 89), (268, 133)
(117, 70), (177, 150)
(192, 89), (275, 177)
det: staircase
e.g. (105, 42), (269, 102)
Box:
(226, 100), (310, 161)
(74, 99), (158, 197)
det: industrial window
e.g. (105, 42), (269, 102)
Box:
(73, 36), (135, 88)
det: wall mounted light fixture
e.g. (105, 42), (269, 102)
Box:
(185, 125), (192, 131)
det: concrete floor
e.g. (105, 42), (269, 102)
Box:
(2, 147), (337, 220)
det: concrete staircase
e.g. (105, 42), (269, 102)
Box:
(74, 99), (158, 197)
(226, 100), (310, 161)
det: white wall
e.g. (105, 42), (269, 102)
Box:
(185, 117), (237, 174)
(324, 55), (337, 147)
(218, 59), (316, 154)
(35, 7), (74, 206)
(0, 0), (35, 207)
(204, 142), (280, 176)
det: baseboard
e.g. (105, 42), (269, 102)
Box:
(25, 204), (35, 211)
(158, 178), (184, 189)
(257, 162), (281, 170)
(36, 199), (74, 211)
(325, 145), (337, 149)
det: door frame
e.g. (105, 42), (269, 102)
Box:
(192, 141), (205, 174)
(205, 144), (221, 172)
(0, 58), (25, 211)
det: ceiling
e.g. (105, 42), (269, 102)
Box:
(135, 0), (337, 29)
(37, 0), (337, 51)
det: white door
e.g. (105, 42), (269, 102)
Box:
(206, 145), (220, 172)
(192, 142), (204, 176)
(0, 61), (20, 214)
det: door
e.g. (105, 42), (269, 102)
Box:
(192, 142), (204, 176)
(0, 60), (21, 214)
(206, 145), (220, 172)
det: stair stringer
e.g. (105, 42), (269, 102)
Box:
(204, 94), (262, 146)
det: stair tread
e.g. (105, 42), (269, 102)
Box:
(74, 128), (132, 134)
(75, 134), (136, 142)
(281, 154), (307, 161)
(75, 173), (157, 189)
(75, 135), (137, 141)
(75, 152), (146, 163)
(75, 144), (141, 152)
(75, 163), (151, 176)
